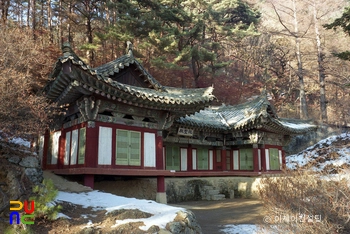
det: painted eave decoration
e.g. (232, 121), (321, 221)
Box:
(176, 94), (318, 135)
(45, 42), (215, 111)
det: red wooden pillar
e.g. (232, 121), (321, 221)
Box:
(156, 130), (164, 170)
(260, 145), (266, 172)
(85, 122), (98, 168)
(155, 130), (166, 203)
(214, 149), (218, 171)
(84, 174), (94, 189)
(58, 133), (65, 169)
(282, 148), (286, 170)
(83, 121), (98, 189)
(157, 176), (165, 193)
(253, 144), (259, 172)
(221, 147), (226, 170)
(42, 129), (50, 170)
(187, 144), (193, 171)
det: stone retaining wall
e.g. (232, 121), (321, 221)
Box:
(94, 176), (269, 203)
(165, 177), (263, 203)
(0, 142), (43, 231)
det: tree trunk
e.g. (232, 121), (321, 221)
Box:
(191, 56), (200, 88)
(68, 2), (72, 42)
(58, 0), (63, 47)
(292, 0), (308, 119)
(84, 1), (94, 65)
(86, 17), (94, 64)
(1, 0), (10, 26)
(313, 1), (327, 123)
(32, 0), (36, 40)
(47, 0), (53, 43)
(40, 0), (44, 44)
(27, 0), (31, 28)
(16, 1), (23, 26)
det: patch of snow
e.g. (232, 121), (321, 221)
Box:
(81, 214), (96, 219)
(286, 133), (350, 171)
(46, 201), (57, 208)
(220, 224), (273, 234)
(56, 190), (184, 231)
(9, 137), (31, 148)
(56, 213), (71, 220)
(82, 220), (94, 228)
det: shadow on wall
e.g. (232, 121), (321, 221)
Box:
(165, 177), (263, 203)
(94, 176), (157, 200)
(215, 178), (258, 199)
(166, 179), (211, 203)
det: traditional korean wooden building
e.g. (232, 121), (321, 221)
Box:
(41, 42), (316, 203)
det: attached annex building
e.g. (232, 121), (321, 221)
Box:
(41, 42), (316, 203)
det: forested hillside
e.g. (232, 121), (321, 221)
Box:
(1, 0), (350, 136)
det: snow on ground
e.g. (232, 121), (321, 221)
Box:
(286, 133), (350, 172)
(55, 191), (271, 233)
(55, 190), (185, 231)
(220, 224), (275, 234)
(9, 136), (31, 148)
(220, 224), (261, 234)
(0, 130), (31, 148)
(55, 191), (276, 233)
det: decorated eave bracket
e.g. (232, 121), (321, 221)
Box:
(159, 112), (177, 130)
(248, 131), (265, 144)
(77, 97), (101, 121)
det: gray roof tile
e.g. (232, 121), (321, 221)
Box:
(176, 94), (317, 134)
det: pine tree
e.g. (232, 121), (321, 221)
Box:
(135, 0), (261, 87)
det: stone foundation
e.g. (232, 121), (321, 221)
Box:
(93, 176), (269, 203)
(156, 192), (167, 204)
(165, 177), (263, 203)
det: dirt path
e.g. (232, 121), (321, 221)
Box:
(172, 199), (266, 234)
(44, 172), (265, 233)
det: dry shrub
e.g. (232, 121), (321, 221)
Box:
(258, 170), (350, 234)
(0, 26), (61, 136)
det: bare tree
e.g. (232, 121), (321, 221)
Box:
(0, 26), (59, 135)
(27, 0), (31, 27)
(266, 0), (311, 119)
(0, 0), (10, 25)
(311, 0), (327, 123)
(47, 0), (53, 43)
(32, 0), (36, 40)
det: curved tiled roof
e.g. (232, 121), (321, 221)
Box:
(219, 95), (272, 130)
(46, 43), (215, 110)
(93, 55), (166, 92)
(177, 108), (229, 131)
(176, 94), (317, 134)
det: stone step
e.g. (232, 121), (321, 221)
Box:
(203, 185), (214, 190)
(211, 194), (226, 201)
(202, 185), (226, 201)
(206, 189), (220, 195)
